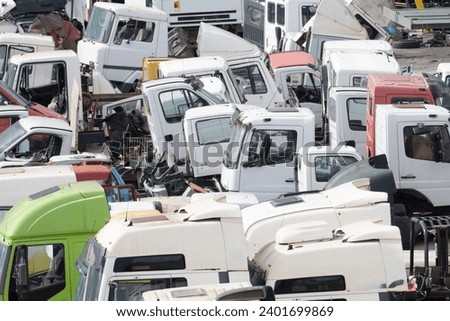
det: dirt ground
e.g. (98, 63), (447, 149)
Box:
(394, 46), (450, 74)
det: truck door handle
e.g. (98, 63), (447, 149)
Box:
(401, 175), (416, 179)
(285, 179), (294, 183)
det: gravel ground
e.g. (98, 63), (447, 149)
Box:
(394, 46), (450, 74)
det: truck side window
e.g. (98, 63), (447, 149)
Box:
(347, 98), (366, 131)
(273, 275), (346, 295)
(195, 117), (233, 145)
(232, 65), (268, 95)
(249, 130), (297, 166)
(403, 125), (450, 162)
(114, 20), (155, 44)
(159, 89), (209, 123)
(114, 19), (137, 43)
(12, 134), (63, 160)
(10, 244), (65, 301)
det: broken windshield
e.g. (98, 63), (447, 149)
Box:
(84, 7), (115, 43)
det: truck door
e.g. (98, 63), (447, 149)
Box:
(108, 275), (187, 301)
(239, 127), (299, 201)
(329, 94), (366, 157)
(155, 88), (212, 163)
(399, 123), (450, 207)
(108, 18), (158, 92)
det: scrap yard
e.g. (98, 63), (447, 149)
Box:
(0, 0), (449, 304)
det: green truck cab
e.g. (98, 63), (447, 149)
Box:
(0, 181), (110, 301)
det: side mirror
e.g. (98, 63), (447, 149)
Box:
(16, 262), (28, 287)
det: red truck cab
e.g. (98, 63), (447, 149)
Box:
(366, 74), (435, 157)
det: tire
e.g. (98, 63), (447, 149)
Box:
(392, 38), (422, 49)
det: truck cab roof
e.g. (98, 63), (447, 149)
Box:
(13, 115), (71, 132)
(92, 2), (168, 22)
(8, 49), (79, 65)
(322, 39), (394, 65)
(92, 198), (245, 264)
(368, 73), (429, 89)
(329, 51), (401, 79)
(268, 51), (319, 70)
(158, 56), (229, 78)
(0, 32), (54, 48)
(0, 181), (109, 240)
(377, 103), (450, 117)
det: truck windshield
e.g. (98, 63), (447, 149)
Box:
(74, 238), (105, 301)
(85, 7), (115, 43)
(0, 121), (27, 155)
(0, 242), (10, 295)
(224, 121), (247, 169)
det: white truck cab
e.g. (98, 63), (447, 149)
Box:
(4, 50), (84, 149)
(158, 56), (246, 104)
(141, 76), (228, 166)
(326, 86), (368, 157)
(242, 178), (392, 257)
(268, 51), (322, 125)
(321, 39), (395, 68)
(374, 103), (450, 211)
(78, 2), (169, 92)
(296, 144), (362, 192)
(197, 23), (286, 108)
(325, 50), (401, 95)
(221, 106), (315, 201)
(182, 105), (235, 178)
(251, 219), (407, 300)
(75, 198), (250, 301)
(0, 116), (72, 161)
